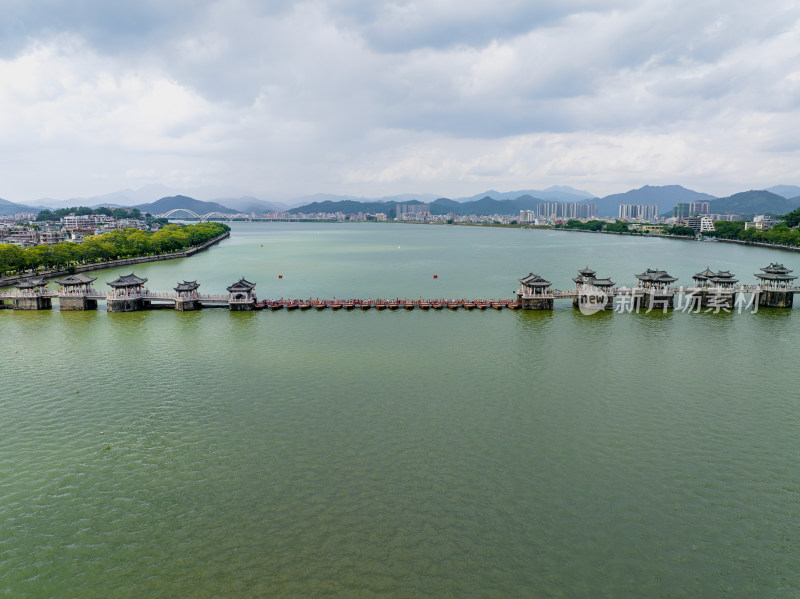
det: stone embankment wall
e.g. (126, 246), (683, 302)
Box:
(0, 231), (230, 288)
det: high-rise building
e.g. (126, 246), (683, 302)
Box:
(396, 203), (431, 220)
(672, 203), (690, 218)
(537, 202), (597, 220)
(619, 204), (659, 220)
(689, 201), (710, 215)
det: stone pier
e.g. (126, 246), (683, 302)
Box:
(519, 296), (554, 310)
(107, 297), (145, 312)
(59, 295), (98, 311)
(633, 289), (675, 312)
(13, 295), (52, 310)
(757, 289), (793, 308)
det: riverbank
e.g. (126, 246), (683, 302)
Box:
(551, 225), (800, 252)
(0, 230), (229, 287)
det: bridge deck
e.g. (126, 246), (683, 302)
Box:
(1, 285), (797, 311)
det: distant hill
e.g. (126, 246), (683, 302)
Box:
(456, 186), (595, 202)
(288, 195), (556, 217)
(211, 196), (281, 214)
(288, 199), (402, 216)
(0, 197), (40, 216)
(288, 192), (439, 209)
(437, 195), (544, 216)
(766, 185), (800, 199)
(133, 195), (238, 215)
(594, 185), (716, 217)
(709, 190), (798, 216)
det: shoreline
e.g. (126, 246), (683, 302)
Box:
(549, 226), (800, 252)
(0, 231), (230, 287)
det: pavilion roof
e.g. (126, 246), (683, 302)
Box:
(519, 273), (551, 287)
(591, 278), (615, 287)
(693, 267), (716, 280)
(709, 275), (738, 285)
(14, 277), (47, 289)
(55, 274), (97, 286)
(174, 280), (200, 292)
(755, 263), (796, 281)
(227, 277), (256, 292)
(108, 273), (148, 288)
(573, 266), (614, 287)
(635, 268), (677, 284)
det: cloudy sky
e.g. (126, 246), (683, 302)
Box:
(1, 0), (799, 202)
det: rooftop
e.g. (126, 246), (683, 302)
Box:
(174, 280), (200, 292)
(635, 268), (677, 284)
(108, 273), (148, 288)
(227, 277), (257, 292)
(519, 273), (551, 287)
(55, 274), (97, 286)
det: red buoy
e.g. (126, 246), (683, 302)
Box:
(433, 275), (438, 279)
(279, 275), (283, 279)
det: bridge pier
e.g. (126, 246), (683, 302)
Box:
(14, 295), (52, 310)
(108, 297), (145, 312)
(633, 290), (675, 312)
(693, 290), (736, 311)
(758, 289), (793, 308)
(175, 298), (202, 311)
(59, 295), (98, 311)
(519, 296), (554, 310)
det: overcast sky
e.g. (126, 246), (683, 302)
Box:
(1, 0), (799, 202)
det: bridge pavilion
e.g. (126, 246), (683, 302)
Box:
(107, 273), (149, 312)
(690, 268), (738, 309)
(174, 280), (201, 311)
(634, 268), (677, 311)
(56, 274), (98, 310)
(572, 266), (615, 310)
(516, 273), (554, 310)
(227, 277), (257, 311)
(755, 263), (797, 308)
(13, 277), (51, 310)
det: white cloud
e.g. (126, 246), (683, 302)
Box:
(1, 0), (800, 202)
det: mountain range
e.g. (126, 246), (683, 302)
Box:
(1, 184), (799, 218)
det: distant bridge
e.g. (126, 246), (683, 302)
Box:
(157, 209), (252, 222)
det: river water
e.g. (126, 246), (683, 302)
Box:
(2, 223), (799, 597)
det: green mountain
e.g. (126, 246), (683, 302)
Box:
(288, 195), (555, 217)
(709, 190), (798, 216)
(288, 199), (401, 216)
(133, 195), (238, 215)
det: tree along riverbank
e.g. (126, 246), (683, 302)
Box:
(0, 229), (229, 288)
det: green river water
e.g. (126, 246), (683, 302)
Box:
(2, 223), (799, 597)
